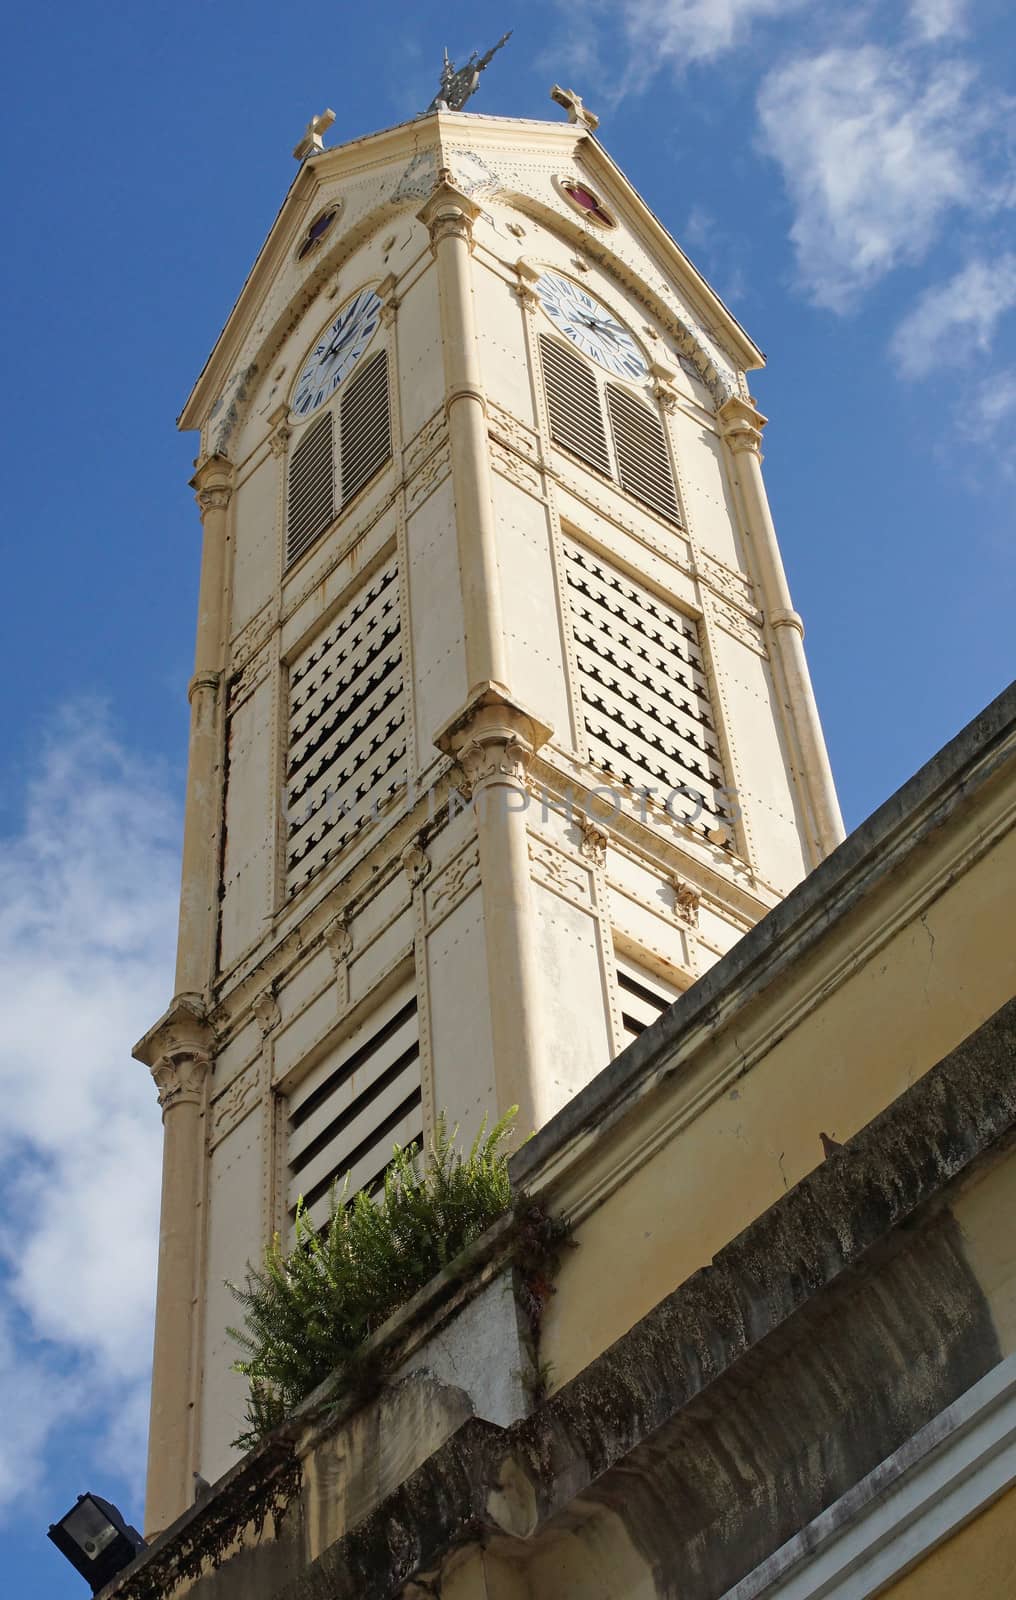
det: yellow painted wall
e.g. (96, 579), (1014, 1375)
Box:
(876, 1483), (1016, 1598)
(541, 808), (1016, 1388)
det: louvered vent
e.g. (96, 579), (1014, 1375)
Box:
(539, 334), (612, 477)
(287, 413), (334, 567)
(615, 951), (682, 1051)
(606, 385), (682, 525)
(286, 557), (407, 896)
(564, 539), (731, 837)
(340, 349), (392, 507)
(286, 977), (422, 1234)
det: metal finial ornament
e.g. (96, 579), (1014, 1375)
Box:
(426, 32), (512, 113)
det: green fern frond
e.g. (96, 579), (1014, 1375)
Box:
(226, 1107), (518, 1448)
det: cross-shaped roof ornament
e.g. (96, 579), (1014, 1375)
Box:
(292, 109), (336, 162)
(550, 85), (600, 132)
(426, 32), (512, 113)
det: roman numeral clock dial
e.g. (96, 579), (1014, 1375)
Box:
(292, 288), (383, 416)
(536, 271), (648, 380)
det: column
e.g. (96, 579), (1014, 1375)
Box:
(133, 999), (213, 1536)
(418, 177), (509, 696)
(175, 454), (234, 997)
(719, 397), (845, 862)
(418, 174), (550, 1135)
(437, 693), (552, 1135)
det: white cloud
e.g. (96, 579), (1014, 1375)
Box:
(758, 46), (1000, 310)
(0, 704), (180, 1516)
(969, 368), (1016, 430)
(619, 0), (808, 67)
(891, 255), (1016, 377)
(908, 0), (968, 41)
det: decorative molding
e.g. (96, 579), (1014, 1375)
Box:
(650, 358), (680, 414)
(323, 911), (353, 972)
(698, 551), (760, 620)
(211, 1063), (260, 1140)
(267, 402), (291, 459)
(227, 646), (272, 713)
(401, 838), (431, 888)
(711, 594), (768, 657)
(578, 821), (608, 867)
(252, 986), (281, 1037)
(490, 437), (542, 496)
(230, 601), (278, 673)
(671, 879), (701, 927)
(487, 400), (541, 462)
(426, 845), (481, 920)
(404, 410), (448, 476)
(405, 445), (451, 514)
(529, 839), (589, 900)
(514, 257), (542, 312)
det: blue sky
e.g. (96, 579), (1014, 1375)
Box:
(1, 0), (1013, 1592)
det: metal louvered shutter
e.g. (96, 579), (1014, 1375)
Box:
(286, 977), (422, 1234)
(563, 538), (731, 837)
(287, 412), (334, 568)
(340, 349), (392, 507)
(615, 951), (682, 1050)
(606, 384), (682, 525)
(539, 334), (612, 477)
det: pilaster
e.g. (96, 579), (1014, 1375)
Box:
(133, 995), (214, 1537)
(718, 397), (844, 862)
(176, 454), (234, 996)
(435, 686), (552, 1135)
(418, 178), (509, 697)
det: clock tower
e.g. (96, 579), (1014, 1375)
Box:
(134, 90), (843, 1535)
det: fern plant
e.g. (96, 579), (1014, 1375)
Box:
(227, 1110), (516, 1450)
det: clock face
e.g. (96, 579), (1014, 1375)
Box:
(536, 272), (647, 380)
(292, 288), (383, 417)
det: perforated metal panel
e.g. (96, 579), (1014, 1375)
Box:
(539, 334), (612, 477)
(286, 413), (334, 568)
(286, 976), (422, 1233)
(286, 558), (407, 895)
(615, 951), (682, 1051)
(564, 540), (730, 836)
(340, 350), (392, 507)
(606, 384), (682, 525)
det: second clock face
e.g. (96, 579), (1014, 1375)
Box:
(292, 288), (382, 416)
(536, 271), (648, 380)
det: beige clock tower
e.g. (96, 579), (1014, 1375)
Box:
(134, 88), (844, 1537)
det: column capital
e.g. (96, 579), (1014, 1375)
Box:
(190, 454), (235, 514)
(718, 396), (767, 458)
(134, 994), (214, 1112)
(435, 684), (552, 795)
(417, 174), (483, 248)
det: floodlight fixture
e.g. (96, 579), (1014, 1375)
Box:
(47, 1493), (146, 1593)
